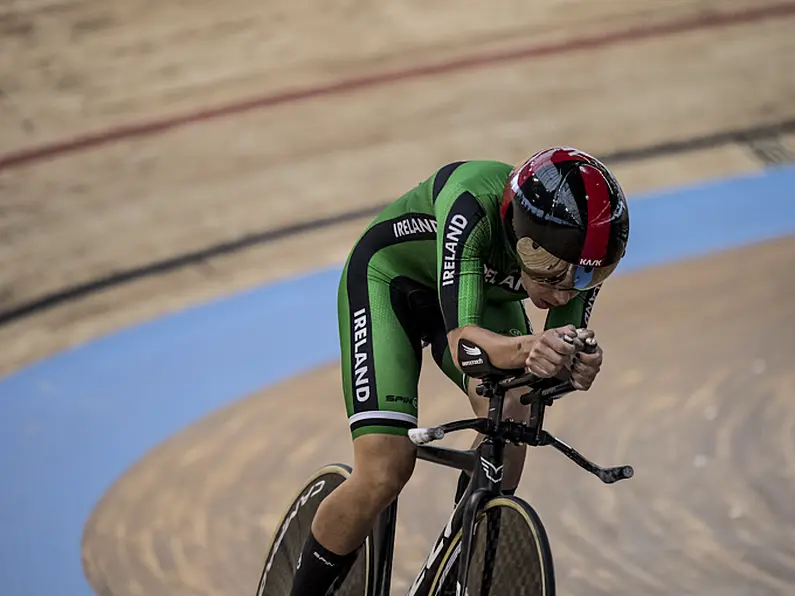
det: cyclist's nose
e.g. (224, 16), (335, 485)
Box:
(551, 289), (577, 305)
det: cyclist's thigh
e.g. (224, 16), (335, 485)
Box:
(431, 299), (531, 395)
(339, 263), (424, 440)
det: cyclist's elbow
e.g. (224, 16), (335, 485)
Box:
(447, 325), (478, 366)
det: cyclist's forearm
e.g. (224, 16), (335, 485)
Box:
(447, 325), (534, 370)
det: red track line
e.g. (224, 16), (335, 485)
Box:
(2, 1), (794, 172)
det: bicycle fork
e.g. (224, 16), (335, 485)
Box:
(455, 437), (504, 595)
(405, 499), (462, 596)
(406, 437), (504, 596)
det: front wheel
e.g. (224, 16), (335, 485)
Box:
(430, 496), (556, 596)
(256, 463), (373, 596)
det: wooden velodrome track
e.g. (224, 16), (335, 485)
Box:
(2, 0), (795, 594)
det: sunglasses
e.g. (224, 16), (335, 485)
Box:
(521, 261), (618, 291)
(516, 237), (619, 291)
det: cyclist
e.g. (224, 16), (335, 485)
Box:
(290, 147), (630, 595)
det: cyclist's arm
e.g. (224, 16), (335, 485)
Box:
(542, 285), (602, 379)
(544, 285), (601, 330)
(434, 188), (536, 370)
(448, 325), (535, 370)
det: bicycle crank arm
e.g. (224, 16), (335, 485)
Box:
(542, 432), (634, 484)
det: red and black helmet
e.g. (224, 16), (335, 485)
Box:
(501, 147), (630, 290)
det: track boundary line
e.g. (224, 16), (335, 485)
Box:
(2, 1), (795, 171)
(2, 117), (794, 326)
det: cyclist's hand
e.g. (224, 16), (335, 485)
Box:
(570, 334), (602, 390)
(525, 325), (578, 378)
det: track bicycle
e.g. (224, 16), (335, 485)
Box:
(256, 337), (634, 596)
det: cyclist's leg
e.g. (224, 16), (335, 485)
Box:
(431, 299), (533, 496)
(290, 265), (425, 596)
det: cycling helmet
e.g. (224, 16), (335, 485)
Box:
(501, 146), (629, 290)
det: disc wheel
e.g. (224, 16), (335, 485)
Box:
(256, 464), (372, 596)
(430, 496), (555, 596)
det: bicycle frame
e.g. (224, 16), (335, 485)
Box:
(367, 377), (512, 596)
(360, 337), (633, 596)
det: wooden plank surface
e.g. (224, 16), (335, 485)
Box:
(81, 237), (795, 596)
(2, 1), (794, 594)
(3, 2), (793, 374)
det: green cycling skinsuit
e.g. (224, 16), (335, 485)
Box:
(338, 160), (599, 439)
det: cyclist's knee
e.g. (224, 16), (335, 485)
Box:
(350, 433), (416, 509)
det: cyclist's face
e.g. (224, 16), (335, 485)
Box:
(521, 271), (579, 310)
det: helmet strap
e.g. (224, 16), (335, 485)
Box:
(500, 202), (519, 255)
